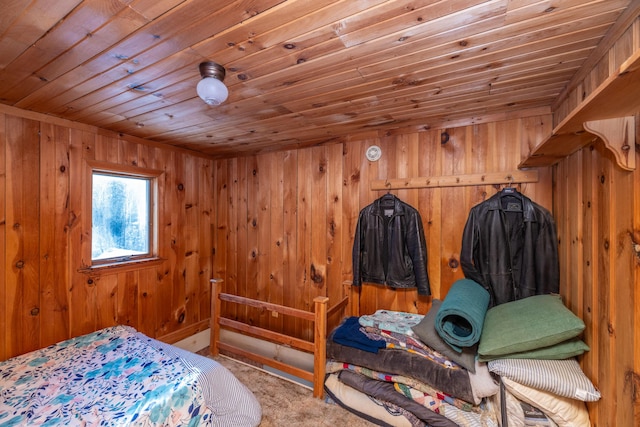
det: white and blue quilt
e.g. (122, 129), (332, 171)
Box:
(0, 326), (261, 426)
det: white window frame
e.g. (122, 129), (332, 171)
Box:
(84, 161), (163, 271)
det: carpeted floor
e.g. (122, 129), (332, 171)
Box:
(208, 353), (377, 426)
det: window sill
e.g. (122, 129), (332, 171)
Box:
(78, 257), (165, 275)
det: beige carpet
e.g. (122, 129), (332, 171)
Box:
(210, 354), (377, 427)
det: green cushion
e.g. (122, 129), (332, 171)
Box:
(478, 294), (585, 359)
(478, 337), (589, 362)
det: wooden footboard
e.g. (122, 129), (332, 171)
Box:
(209, 279), (351, 398)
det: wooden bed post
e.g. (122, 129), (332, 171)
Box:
(210, 278), (223, 357)
(313, 296), (329, 398)
(343, 280), (360, 317)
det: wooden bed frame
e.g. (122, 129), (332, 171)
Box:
(209, 279), (355, 398)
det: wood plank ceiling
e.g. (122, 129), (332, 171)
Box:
(0, 0), (636, 158)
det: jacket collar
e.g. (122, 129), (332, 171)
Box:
(485, 189), (537, 221)
(371, 194), (406, 217)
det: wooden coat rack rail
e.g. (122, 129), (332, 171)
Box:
(370, 170), (539, 191)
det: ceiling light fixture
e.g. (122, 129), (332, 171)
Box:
(196, 61), (228, 106)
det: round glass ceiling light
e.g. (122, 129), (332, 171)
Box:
(197, 61), (228, 106)
(197, 77), (228, 105)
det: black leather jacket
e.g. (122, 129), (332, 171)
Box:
(460, 189), (559, 306)
(352, 195), (430, 295)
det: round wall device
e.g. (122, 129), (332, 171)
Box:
(365, 145), (382, 161)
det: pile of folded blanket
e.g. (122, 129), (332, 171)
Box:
(324, 279), (599, 427)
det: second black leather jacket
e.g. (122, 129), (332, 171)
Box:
(352, 194), (430, 295)
(460, 189), (559, 307)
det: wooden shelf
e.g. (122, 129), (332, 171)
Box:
(520, 48), (640, 169)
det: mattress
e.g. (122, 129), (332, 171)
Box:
(0, 325), (261, 426)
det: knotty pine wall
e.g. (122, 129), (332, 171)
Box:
(0, 108), (216, 361)
(553, 139), (640, 427)
(211, 115), (554, 341)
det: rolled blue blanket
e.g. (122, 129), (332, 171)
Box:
(435, 279), (490, 352)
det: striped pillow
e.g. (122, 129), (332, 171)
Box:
(488, 358), (600, 401)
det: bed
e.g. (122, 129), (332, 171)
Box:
(0, 325), (261, 426)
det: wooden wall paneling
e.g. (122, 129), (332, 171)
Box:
(95, 274), (118, 330)
(69, 128), (97, 337)
(152, 146), (172, 335)
(0, 113), (5, 360)
(268, 151), (284, 332)
(198, 159), (213, 323)
(326, 143), (343, 322)
(5, 116), (41, 356)
(212, 159), (228, 319)
(633, 130), (640, 427)
(610, 149), (635, 427)
(418, 130), (442, 302)
(520, 115), (553, 209)
(170, 151), (187, 332)
(595, 143), (614, 427)
(255, 154), (272, 328)
(341, 138), (363, 287)
(39, 123), (71, 347)
(296, 148), (312, 340)
(342, 138), (364, 313)
(353, 138), (375, 315)
(580, 146), (599, 426)
(66, 128), (91, 337)
(395, 133), (421, 312)
(554, 160), (570, 301)
(235, 157), (248, 324)
(137, 268), (158, 338)
(183, 155), (199, 326)
(465, 123), (491, 288)
(223, 158), (238, 321)
(439, 126), (467, 297)
(212, 159), (227, 286)
(94, 133), (119, 163)
(137, 142), (152, 169)
(339, 138), (361, 318)
(116, 270), (138, 327)
(310, 145), (328, 306)
(567, 153), (584, 316)
(119, 138), (138, 166)
(245, 155), (261, 327)
(154, 148), (176, 336)
(282, 150), (298, 336)
(136, 144), (159, 338)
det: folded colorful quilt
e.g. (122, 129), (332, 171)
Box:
(394, 383), (499, 427)
(362, 326), (464, 370)
(359, 310), (424, 335)
(337, 370), (459, 427)
(435, 279), (490, 352)
(326, 362), (499, 427)
(325, 361), (475, 412)
(324, 373), (424, 427)
(0, 325), (261, 427)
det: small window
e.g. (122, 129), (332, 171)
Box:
(91, 170), (154, 263)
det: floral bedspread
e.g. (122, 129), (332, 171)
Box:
(0, 326), (214, 426)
